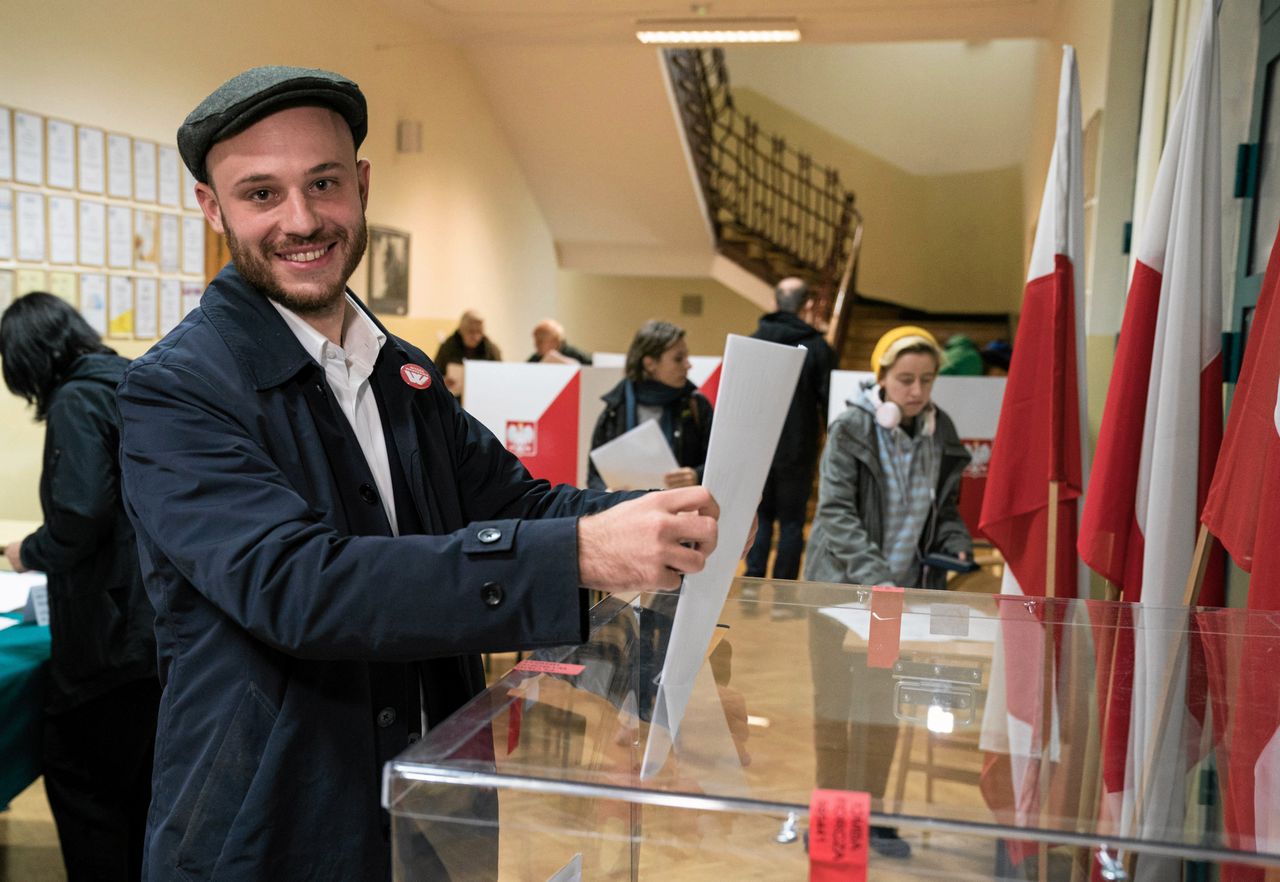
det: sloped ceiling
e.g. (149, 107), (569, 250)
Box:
(379, 0), (1061, 278)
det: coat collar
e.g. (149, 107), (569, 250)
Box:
(201, 262), (409, 391)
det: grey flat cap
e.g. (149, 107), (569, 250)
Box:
(178, 65), (367, 183)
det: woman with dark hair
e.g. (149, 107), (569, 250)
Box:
(1, 292), (158, 882)
(587, 319), (713, 490)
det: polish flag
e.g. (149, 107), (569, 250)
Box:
(1075, 3), (1223, 876)
(1200, 218), (1280, 880)
(977, 46), (1087, 863)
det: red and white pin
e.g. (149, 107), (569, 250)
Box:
(400, 363), (432, 390)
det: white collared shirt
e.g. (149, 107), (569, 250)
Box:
(271, 295), (399, 535)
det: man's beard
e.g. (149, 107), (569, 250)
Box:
(224, 216), (368, 316)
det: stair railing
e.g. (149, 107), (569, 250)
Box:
(664, 47), (863, 353)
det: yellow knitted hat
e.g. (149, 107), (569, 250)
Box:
(870, 325), (941, 375)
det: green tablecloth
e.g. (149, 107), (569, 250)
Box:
(0, 611), (50, 808)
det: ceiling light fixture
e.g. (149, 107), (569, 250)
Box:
(635, 17), (801, 45)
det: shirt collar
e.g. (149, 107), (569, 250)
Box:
(270, 294), (387, 373)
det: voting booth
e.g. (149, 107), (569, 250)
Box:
(463, 358), (723, 488)
(384, 580), (1280, 880)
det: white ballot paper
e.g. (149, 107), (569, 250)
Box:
(589, 418), (677, 490)
(640, 334), (805, 778)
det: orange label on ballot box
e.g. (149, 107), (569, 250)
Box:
(808, 788), (869, 881)
(513, 660), (584, 676)
(866, 586), (904, 669)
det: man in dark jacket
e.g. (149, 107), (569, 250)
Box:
(434, 309), (501, 399)
(743, 277), (835, 609)
(118, 66), (720, 881)
(2, 292), (158, 881)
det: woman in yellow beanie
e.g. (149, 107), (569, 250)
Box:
(802, 325), (973, 859)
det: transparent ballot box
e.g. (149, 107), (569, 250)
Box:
(383, 580), (1280, 880)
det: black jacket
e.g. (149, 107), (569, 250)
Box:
(434, 330), (501, 372)
(750, 312), (835, 470)
(118, 265), (629, 881)
(587, 380), (713, 490)
(19, 353), (156, 714)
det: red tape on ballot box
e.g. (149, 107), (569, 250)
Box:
(867, 586), (904, 669)
(809, 788), (869, 881)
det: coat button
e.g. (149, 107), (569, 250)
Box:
(359, 483), (378, 505)
(477, 527), (501, 544)
(377, 707), (396, 728)
(481, 581), (504, 607)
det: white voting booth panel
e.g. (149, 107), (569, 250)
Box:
(464, 359), (723, 487)
(828, 371), (1007, 535)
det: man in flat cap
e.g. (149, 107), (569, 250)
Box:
(118, 66), (720, 880)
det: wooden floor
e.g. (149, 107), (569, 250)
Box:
(0, 779), (65, 882)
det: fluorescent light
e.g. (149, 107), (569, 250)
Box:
(636, 18), (800, 45)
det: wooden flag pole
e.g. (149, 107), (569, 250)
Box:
(1039, 480), (1060, 882)
(1124, 522), (1217, 879)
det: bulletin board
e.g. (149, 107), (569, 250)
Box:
(0, 104), (206, 339)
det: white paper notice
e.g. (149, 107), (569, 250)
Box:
(133, 209), (157, 271)
(78, 126), (105, 193)
(79, 200), (105, 265)
(133, 141), (157, 203)
(181, 282), (202, 317)
(182, 217), (204, 275)
(589, 419), (678, 490)
(159, 214), (180, 272)
(158, 146), (180, 207)
(640, 335), (805, 778)
(107, 133), (131, 199)
(0, 187), (12, 260)
(159, 279), (182, 336)
(80, 273), (108, 335)
(46, 119), (75, 189)
(107, 205), (131, 268)
(108, 275), (133, 338)
(14, 111), (43, 185)
(16, 191), (45, 261)
(48, 195), (76, 264)
(134, 277), (158, 339)
(0, 109), (11, 180)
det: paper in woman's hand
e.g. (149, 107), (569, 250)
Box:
(589, 419), (678, 490)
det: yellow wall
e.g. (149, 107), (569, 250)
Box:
(731, 88), (1026, 315)
(556, 271), (766, 358)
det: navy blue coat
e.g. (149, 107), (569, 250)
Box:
(118, 265), (625, 881)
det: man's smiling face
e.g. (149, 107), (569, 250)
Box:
(195, 105), (370, 315)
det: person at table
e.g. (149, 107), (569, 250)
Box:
(434, 308), (501, 399)
(118, 65), (722, 881)
(588, 319), (713, 491)
(802, 325), (972, 858)
(527, 317), (592, 365)
(1, 292), (159, 882)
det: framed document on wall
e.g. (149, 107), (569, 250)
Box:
(367, 225), (409, 316)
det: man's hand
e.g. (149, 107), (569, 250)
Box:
(579, 487), (719, 593)
(4, 539), (26, 573)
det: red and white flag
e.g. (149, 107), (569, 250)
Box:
(977, 46), (1087, 861)
(1075, 2), (1223, 875)
(1201, 219), (1280, 879)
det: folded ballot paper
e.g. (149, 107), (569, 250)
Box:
(640, 334), (806, 778)
(589, 418), (679, 490)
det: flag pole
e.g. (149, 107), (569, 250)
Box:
(1124, 522), (1217, 878)
(1039, 479), (1060, 882)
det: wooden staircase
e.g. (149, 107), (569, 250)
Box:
(839, 300), (1013, 373)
